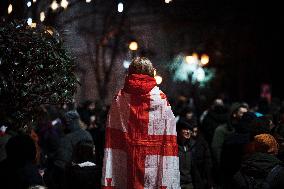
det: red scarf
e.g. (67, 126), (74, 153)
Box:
(123, 74), (156, 95)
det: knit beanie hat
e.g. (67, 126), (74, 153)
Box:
(64, 110), (80, 131)
(254, 134), (279, 155)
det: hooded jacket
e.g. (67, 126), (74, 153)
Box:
(233, 152), (284, 189)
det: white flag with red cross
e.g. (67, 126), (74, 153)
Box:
(102, 85), (180, 189)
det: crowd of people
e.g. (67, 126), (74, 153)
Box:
(1, 58), (284, 189)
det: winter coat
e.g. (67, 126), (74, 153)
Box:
(179, 139), (206, 189)
(54, 110), (93, 169)
(64, 162), (101, 189)
(201, 108), (228, 145)
(233, 152), (284, 189)
(191, 136), (213, 189)
(211, 123), (235, 165)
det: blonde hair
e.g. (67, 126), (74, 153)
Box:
(128, 57), (155, 77)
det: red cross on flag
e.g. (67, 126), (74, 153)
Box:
(102, 74), (180, 189)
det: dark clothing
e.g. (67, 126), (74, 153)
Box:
(44, 111), (93, 189)
(192, 136), (213, 189)
(87, 127), (105, 166)
(201, 108), (228, 145)
(211, 123), (235, 166)
(54, 128), (93, 169)
(0, 157), (43, 189)
(220, 133), (251, 188)
(179, 139), (204, 189)
(64, 163), (101, 189)
(233, 152), (284, 189)
(179, 143), (193, 185)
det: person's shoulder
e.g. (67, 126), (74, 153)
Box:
(215, 124), (227, 131)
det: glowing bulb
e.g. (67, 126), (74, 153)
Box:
(129, 41), (138, 51)
(27, 1), (32, 7)
(185, 56), (195, 64)
(61, 0), (69, 9)
(118, 2), (123, 13)
(31, 23), (37, 28)
(200, 54), (209, 65)
(86, 0), (91, 3)
(50, 1), (59, 10)
(123, 60), (131, 69)
(155, 75), (163, 85)
(27, 18), (33, 26)
(165, 0), (172, 3)
(192, 52), (198, 59)
(8, 4), (13, 14)
(33, 0), (37, 2)
(40, 12), (45, 22)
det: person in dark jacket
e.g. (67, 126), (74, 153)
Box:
(200, 98), (228, 146)
(191, 125), (214, 189)
(63, 140), (101, 189)
(177, 118), (203, 189)
(233, 134), (284, 189)
(220, 112), (258, 188)
(211, 102), (248, 188)
(0, 134), (43, 189)
(44, 110), (93, 189)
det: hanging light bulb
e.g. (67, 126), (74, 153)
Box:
(118, 2), (123, 13)
(50, 0), (59, 10)
(8, 4), (13, 14)
(27, 18), (33, 26)
(27, 1), (32, 7)
(40, 12), (45, 22)
(33, 0), (37, 2)
(155, 75), (163, 85)
(60, 0), (69, 9)
(129, 41), (138, 51)
(200, 54), (209, 65)
(86, 0), (91, 3)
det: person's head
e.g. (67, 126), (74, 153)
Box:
(5, 134), (36, 165)
(128, 57), (156, 77)
(249, 116), (271, 137)
(230, 102), (249, 121)
(192, 127), (198, 138)
(253, 134), (279, 155)
(64, 110), (80, 132)
(177, 118), (193, 141)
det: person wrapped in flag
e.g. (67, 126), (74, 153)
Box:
(102, 57), (180, 189)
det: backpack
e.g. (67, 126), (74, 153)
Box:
(235, 164), (283, 189)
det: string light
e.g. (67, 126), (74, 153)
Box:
(50, 0), (59, 10)
(31, 23), (37, 28)
(86, 0), (91, 3)
(60, 0), (69, 9)
(33, 0), (37, 2)
(129, 41), (138, 51)
(27, 18), (33, 26)
(200, 54), (209, 65)
(27, 1), (32, 7)
(155, 75), (163, 85)
(8, 4), (13, 14)
(118, 2), (123, 13)
(40, 12), (45, 22)
(165, 0), (172, 3)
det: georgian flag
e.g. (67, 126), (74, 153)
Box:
(102, 74), (180, 189)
